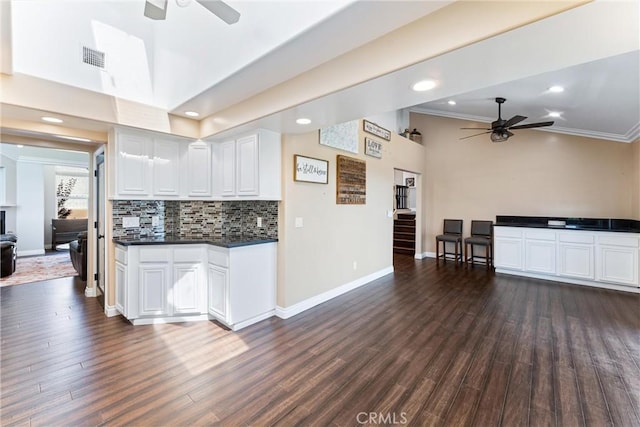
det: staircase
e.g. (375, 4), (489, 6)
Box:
(394, 212), (416, 256)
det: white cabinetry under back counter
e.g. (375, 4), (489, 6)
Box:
(494, 226), (639, 293)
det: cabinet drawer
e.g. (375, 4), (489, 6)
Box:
(173, 247), (204, 263)
(139, 247), (170, 263)
(115, 246), (128, 265)
(524, 230), (556, 241)
(208, 249), (229, 267)
(494, 227), (523, 238)
(559, 232), (594, 244)
(597, 235), (639, 248)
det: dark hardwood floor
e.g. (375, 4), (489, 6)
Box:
(1, 256), (639, 426)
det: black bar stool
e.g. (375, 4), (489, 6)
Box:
(464, 220), (494, 270)
(435, 219), (463, 265)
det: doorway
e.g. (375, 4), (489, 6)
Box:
(393, 169), (420, 262)
(95, 150), (106, 308)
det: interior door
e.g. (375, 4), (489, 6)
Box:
(96, 152), (106, 308)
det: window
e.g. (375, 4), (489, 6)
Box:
(56, 166), (88, 218)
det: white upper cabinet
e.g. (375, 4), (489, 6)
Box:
(213, 130), (281, 200)
(185, 140), (212, 197)
(114, 130), (152, 196)
(111, 127), (280, 200)
(152, 138), (181, 197)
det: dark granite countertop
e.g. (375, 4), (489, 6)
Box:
(495, 216), (640, 233)
(113, 234), (278, 248)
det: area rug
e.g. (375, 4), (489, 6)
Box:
(0, 251), (78, 287)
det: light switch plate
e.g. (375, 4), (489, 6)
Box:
(257, 217), (263, 228)
(295, 217), (304, 228)
(122, 216), (140, 228)
(151, 216), (160, 227)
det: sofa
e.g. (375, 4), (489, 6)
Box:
(69, 231), (87, 281)
(52, 218), (88, 250)
(1, 241), (17, 278)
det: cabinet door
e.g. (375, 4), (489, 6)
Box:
(494, 237), (523, 270)
(236, 135), (259, 196)
(208, 264), (229, 321)
(115, 262), (127, 317)
(152, 139), (180, 196)
(525, 240), (556, 274)
(186, 141), (212, 197)
(117, 133), (151, 196)
(139, 263), (169, 316)
(220, 140), (236, 196)
(173, 263), (202, 314)
(597, 246), (638, 286)
(558, 243), (594, 280)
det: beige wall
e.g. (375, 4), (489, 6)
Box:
(412, 113), (639, 254)
(277, 122), (425, 308)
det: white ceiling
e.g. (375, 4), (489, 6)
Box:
(1, 0), (639, 144)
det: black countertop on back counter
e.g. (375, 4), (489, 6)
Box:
(113, 234), (278, 248)
(495, 216), (640, 233)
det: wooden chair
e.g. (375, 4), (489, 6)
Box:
(435, 219), (463, 265)
(464, 220), (494, 269)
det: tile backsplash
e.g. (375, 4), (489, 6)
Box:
(112, 200), (278, 239)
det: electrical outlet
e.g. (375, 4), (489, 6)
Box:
(295, 217), (304, 228)
(257, 217), (263, 228)
(353, 261), (357, 270)
(122, 216), (139, 228)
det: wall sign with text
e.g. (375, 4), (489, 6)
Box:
(363, 119), (391, 141)
(364, 137), (382, 159)
(294, 155), (329, 184)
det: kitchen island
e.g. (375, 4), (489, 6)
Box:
(494, 216), (639, 293)
(114, 235), (277, 330)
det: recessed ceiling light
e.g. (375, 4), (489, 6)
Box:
(42, 116), (63, 123)
(447, 100), (456, 106)
(412, 80), (437, 92)
(548, 85), (564, 93)
(55, 135), (92, 142)
(549, 111), (562, 118)
(296, 118), (312, 125)
(17, 145), (24, 148)
(185, 111), (199, 117)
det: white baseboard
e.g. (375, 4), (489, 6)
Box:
(275, 266), (394, 320)
(105, 305), (120, 317)
(495, 269), (640, 294)
(230, 310), (276, 331)
(418, 251), (436, 259)
(17, 249), (45, 257)
(84, 286), (97, 297)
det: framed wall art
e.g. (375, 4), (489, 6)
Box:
(363, 119), (391, 141)
(294, 155), (329, 184)
(319, 120), (358, 154)
(336, 155), (366, 205)
(364, 137), (382, 159)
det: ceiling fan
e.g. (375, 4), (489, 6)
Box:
(144, 0), (240, 24)
(460, 97), (554, 142)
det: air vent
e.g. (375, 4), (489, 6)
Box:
(82, 46), (105, 69)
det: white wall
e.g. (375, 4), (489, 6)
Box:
(43, 165), (57, 248)
(16, 161), (45, 256)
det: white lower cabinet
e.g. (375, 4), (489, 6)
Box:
(597, 245), (638, 286)
(494, 227), (639, 292)
(207, 243), (277, 330)
(207, 264), (229, 320)
(114, 242), (277, 327)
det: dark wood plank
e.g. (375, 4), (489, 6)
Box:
(2, 257), (640, 426)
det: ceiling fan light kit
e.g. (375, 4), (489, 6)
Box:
(460, 97), (554, 142)
(144, 0), (240, 24)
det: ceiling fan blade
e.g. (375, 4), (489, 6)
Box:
(460, 127), (491, 130)
(504, 115), (527, 128)
(144, 0), (168, 20)
(196, 0), (240, 24)
(460, 131), (491, 140)
(510, 121), (554, 130)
